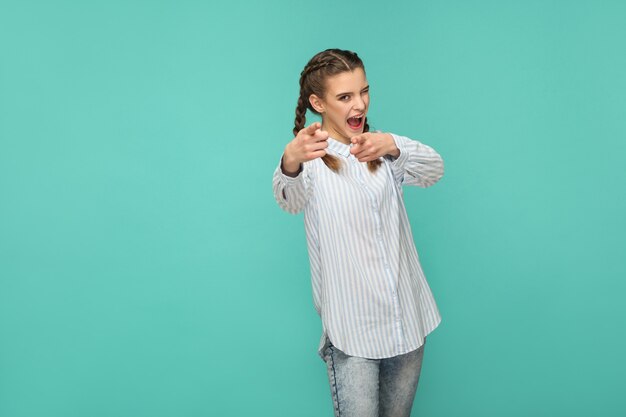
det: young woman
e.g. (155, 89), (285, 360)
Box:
(272, 48), (444, 417)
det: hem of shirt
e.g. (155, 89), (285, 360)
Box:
(317, 316), (442, 361)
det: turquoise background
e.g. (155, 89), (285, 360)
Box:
(1, 0), (625, 416)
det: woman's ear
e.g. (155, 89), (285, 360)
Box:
(309, 94), (325, 113)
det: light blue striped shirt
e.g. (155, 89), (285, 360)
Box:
(273, 134), (444, 359)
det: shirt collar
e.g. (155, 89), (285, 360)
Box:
(327, 137), (351, 158)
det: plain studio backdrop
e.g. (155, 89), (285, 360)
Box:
(1, 1), (625, 416)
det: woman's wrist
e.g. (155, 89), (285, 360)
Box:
(385, 133), (400, 158)
(281, 147), (302, 177)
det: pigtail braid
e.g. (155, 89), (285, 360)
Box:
(293, 93), (307, 137)
(322, 151), (341, 173)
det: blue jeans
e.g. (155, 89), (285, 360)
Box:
(323, 340), (426, 417)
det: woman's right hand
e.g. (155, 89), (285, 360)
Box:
(282, 122), (329, 176)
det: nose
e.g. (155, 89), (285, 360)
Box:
(353, 95), (365, 112)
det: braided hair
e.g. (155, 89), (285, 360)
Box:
(293, 49), (382, 173)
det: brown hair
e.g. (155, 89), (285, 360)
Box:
(293, 49), (382, 173)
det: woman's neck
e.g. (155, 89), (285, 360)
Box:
(321, 123), (351, 145)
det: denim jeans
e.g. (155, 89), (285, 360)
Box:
(323, 339), (425, 417)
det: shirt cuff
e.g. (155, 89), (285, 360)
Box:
(388, 133), (410, 168)
(276, 155), (304, 184)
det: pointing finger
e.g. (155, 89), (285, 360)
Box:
(304, 122), (321, 135)
(314, 129), (329, 142)
(351, 135), (364, 145)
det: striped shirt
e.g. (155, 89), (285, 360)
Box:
(272, 134), (444, 359)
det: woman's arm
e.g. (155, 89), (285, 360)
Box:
(350, 132), (444, 187)
(386, 133), (444, 187)
(272, 155), (312, 214)
(272, 122), (327, 214)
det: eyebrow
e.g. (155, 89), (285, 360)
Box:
(335, 85), (370, 98)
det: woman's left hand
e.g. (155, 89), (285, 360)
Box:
(350, 132), (400, 162)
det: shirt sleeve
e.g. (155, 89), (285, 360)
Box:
(272, 155), (313, 214)
(386, 133), (444, 187)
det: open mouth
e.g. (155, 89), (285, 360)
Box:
(347, 115), (364, 130)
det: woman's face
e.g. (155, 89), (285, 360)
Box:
(310, 68), (370, 144)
